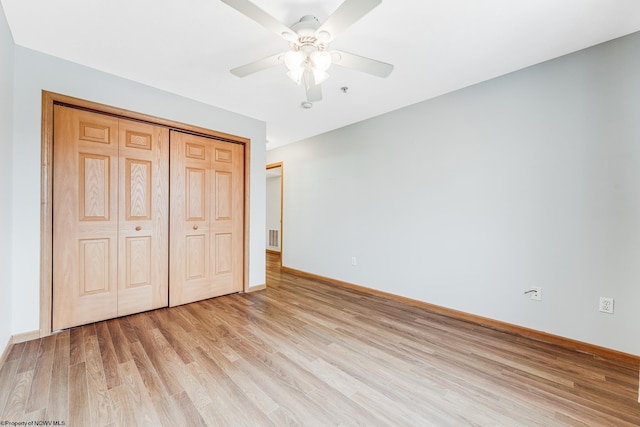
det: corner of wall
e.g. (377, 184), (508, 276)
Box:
(0, 0), (15, 356)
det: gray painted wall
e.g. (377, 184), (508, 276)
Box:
(268, 32), (640, 356)
(11, 46), (267, 335)
(0, 4), (14, 350)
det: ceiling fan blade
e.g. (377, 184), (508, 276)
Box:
(304, 70), (322, 102)
(230, 52), (284, 78)
(331, 50), (393, 78)
(220, 0), (297, 41)
(316, 0), (382, 42)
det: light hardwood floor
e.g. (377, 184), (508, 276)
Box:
(1, 253), (638, 426)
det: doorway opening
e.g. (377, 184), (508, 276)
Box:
(266, 162), (283, 268)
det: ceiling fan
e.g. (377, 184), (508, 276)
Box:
(220, 0), (393, 103)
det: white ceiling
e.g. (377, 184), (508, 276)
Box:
(3, 1), (640, 149)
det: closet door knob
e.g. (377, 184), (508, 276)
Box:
(193, 225), (199, 230)
(135, 226), (142, 231)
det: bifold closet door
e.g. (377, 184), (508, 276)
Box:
(169, 130), (244, 306)
(53, 107), (119, 330)
(117, 120), (169, 317)
(52, 105), (169, 330)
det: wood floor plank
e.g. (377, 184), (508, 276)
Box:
(172, 390), (207, 427)
(24, 408), (46, 424)
(6, 342), (26, 362)
(0, 370), (34, 421)
(115, 359), (161, 426)
(106, 320), (133, 364)
(165, 305), (197, 334)
(96, 321), (121, 390)
(25, 334), (56, 412)
(148, 311), (195, 364)
(194, 337), (279, 417)
(197, 402), (241, 427)
(2, 252), (638, 426)
(47, 331), (70, 423)
(118, 316), (140, 345)
(109, 384), (138, 427)
(128, 342), (187, 427)
(84, 333), (114, 426)
(128, 318), (184, 397)
(181, 303), (243, 363)
(69, 326), (85, 366)
(148, 328), (212, 410)
(69, 362), (90, 427)
(231, 354), (337, 425)
(0, 359), (19, 416)
(190, 346), (276, 425)
(16, 339), (40, 374)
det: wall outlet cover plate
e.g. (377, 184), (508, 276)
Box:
(599, 297), (614, 314)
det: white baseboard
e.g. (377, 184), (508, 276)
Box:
(0, 336), (11, 369)
(11, 330), (40, 344)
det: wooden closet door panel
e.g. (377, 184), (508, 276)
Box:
(169, 131), (212, 306)
(210, 141), (245, 295)
(117, 120), (169, 316)
(53, 106), (119, 330)
(169, 131), (244, 306)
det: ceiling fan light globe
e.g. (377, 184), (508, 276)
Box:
(287, 69), (304, 85)
(310, 50), (332, 72)
(284, 50), (306, 71)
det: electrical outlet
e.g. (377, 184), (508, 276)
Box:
(599, 297), (614, 314)
(351, 256), (357, 266)
(530, 287), (542, 301)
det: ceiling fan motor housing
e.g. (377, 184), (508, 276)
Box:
(291, 15), (321, 36)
